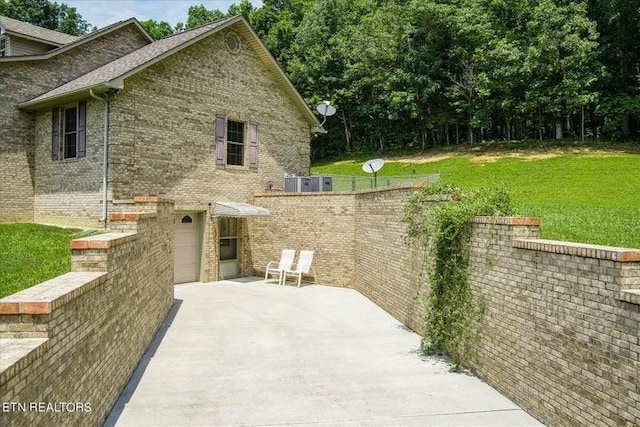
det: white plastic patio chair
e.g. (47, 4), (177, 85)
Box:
(264, 249), (295, 285)
(282, 250), (317, 287)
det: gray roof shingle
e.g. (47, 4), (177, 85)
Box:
(0, 15), (78, 45)
(24, 17), (235, 105)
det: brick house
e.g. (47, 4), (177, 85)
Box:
(0, 15), (319, 283)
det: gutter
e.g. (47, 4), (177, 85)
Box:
(19, 82), (123, 110)
(89, 88), (110, 228)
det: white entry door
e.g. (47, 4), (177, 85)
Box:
(174, 212), (200, 283)
(219, 217), (239, 279)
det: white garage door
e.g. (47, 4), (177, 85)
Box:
(174, 212), (200, 284)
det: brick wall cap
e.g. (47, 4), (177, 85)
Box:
(472, 216), (541, 226)
(255, 186), (417, 198)
(514, 238), (640, 262)
(0, 272), (107, 314)
(109, 212), (157, 222)
(70, 232), (137, 249)
(0, 338), (48, 378)
(617, 289), (640, 305)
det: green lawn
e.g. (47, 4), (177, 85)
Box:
(0, 224), (82, 298)
(311, 146), (640, 249)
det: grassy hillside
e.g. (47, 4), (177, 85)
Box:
(0, 224), (81, 298)
(311, 145), (640, 249)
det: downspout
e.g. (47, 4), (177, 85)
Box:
(90, 89), (110, 228)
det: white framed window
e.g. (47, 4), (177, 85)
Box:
(0, 37), (7, 57)
(226, 120), (245, 166)
(51, 101), (86, 160)
(215, 114), (259, 169)
(63, 105), (79, 159)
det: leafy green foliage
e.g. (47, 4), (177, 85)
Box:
(186, 4), (226, 29)
(0, 224), (83, 298)
(0, 0), (89, 35)
(7, 0), (640, 146)
(283, 0), (604, 157)
(403, 183), (512, 370)
(140, 19), (175, 40)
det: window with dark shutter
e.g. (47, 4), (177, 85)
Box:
(215, 114), (226, 165)
(226, 120), (245, 166)
(51, 101), (88, 160)
(0, 37), (7, 57)
(51, 108), (60, 160)
(249, 120), (258, 169)
(77, 101), (86, 158)
(63, 105), (78, 159)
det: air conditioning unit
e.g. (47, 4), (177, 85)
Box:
(284, 177), (312, 193)
(310, 176), (332, 192)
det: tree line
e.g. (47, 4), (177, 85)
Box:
(3, 0), (640, 158)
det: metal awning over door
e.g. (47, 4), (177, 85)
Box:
(212, 202), (270, 218)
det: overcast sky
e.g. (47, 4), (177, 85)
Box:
(64, 0), (263, 29)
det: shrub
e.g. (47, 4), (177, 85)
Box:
(403, 183), (512, 370)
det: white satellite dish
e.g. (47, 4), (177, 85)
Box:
(362, 158), (384, 173)
(316, 101), (336, 127)
(362, 158), (384, 187)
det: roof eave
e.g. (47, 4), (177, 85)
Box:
(0, 18), (153, 63)
(16, 17), (319, 127)
(18, 82), (119, 110)
(3, 29), (70, 47)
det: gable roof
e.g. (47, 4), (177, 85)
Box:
(22, 17), (234, 107)
(0, 17), (153, 63)
(19, 16), (318, 126)
(0, 15), (78, 46)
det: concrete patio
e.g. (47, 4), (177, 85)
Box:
(104, 279), (543, 426)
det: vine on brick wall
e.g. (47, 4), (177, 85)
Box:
(402, 183), (512, 370)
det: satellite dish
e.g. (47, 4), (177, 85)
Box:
(316, 102), (336, 117)
(316, 101), (336, 127)
(362, 158), (384, 187)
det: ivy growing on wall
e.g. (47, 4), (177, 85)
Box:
(402, 183), (512, 370)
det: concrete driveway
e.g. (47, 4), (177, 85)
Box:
(105, 279), (543, 427)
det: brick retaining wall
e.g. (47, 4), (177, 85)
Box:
(469, 217), (640, 426)
(0, 197), (174, 426)
(252, 192), (357, 287)
(254, 189), (640, 426)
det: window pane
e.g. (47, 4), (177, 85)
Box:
(63, 106), (78, 159)
(220, 218), (229, 237)
(227, 121), (244, 143)
(226, 120), (244, 166)
(220, 238), (237, 260)
(65, 107), (77, 132)
(64, 134), (77, 158)
(219, 218), (238, 238)
(226, 218), (237, 236)
(227, 142), (243, 166)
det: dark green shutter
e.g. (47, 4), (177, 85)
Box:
(51, 108), (59, 160)
(215, 114), (225, 165)
(77, 100), (86, 157)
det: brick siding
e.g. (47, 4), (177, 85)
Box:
(0, 23), (152, 223)
(107, 26), (311, 206)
